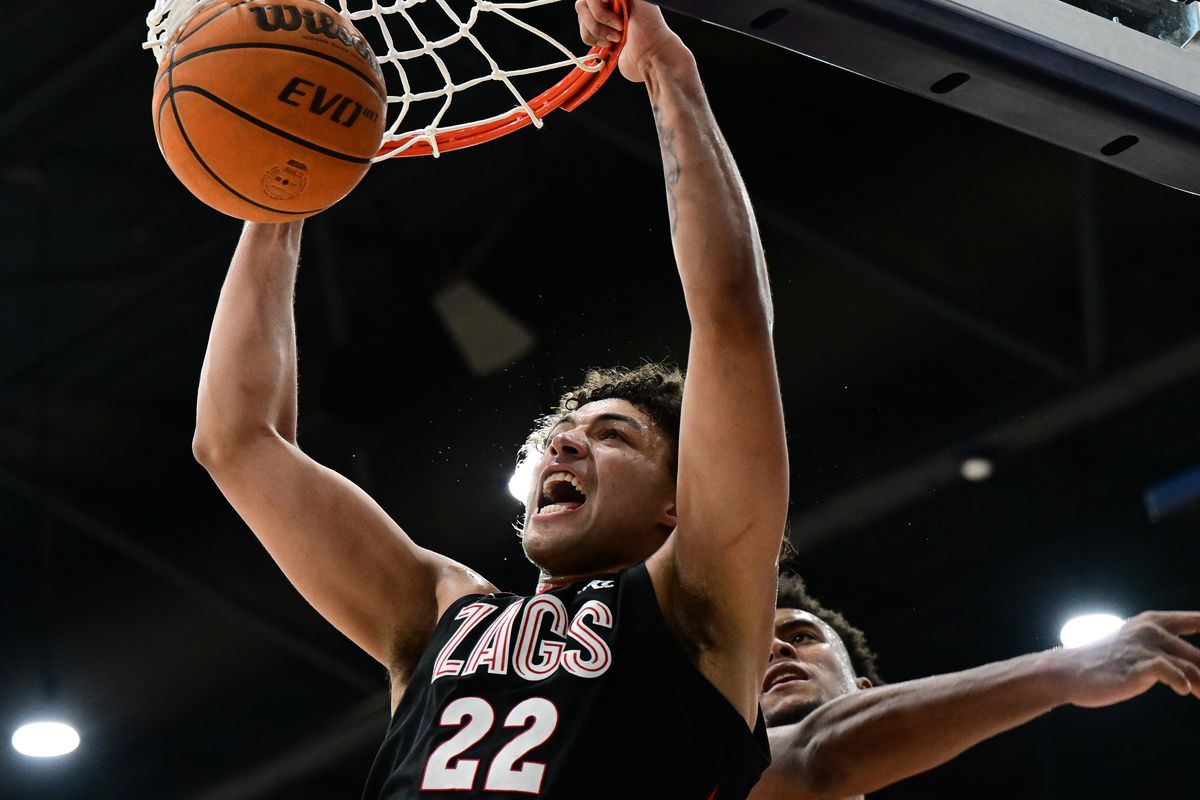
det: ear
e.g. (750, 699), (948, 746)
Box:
(857, 677), (874, 690)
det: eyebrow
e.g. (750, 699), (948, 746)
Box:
(549, 412), (646, 435)
(776, 618), (825, 639)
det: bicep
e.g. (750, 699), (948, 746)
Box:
(203, 433), (493, 666)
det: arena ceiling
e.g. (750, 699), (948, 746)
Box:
(2, 1), (1197, 798)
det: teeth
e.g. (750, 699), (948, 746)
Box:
(537, 503), (576, 515)
(542, 471), (586, 498)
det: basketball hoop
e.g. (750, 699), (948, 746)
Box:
(144, 0), (627, 160)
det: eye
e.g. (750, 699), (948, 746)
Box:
(791, 632), (818, 646)
(599, 428), (627, 442)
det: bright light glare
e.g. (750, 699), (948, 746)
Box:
(1060, 613), (1124, 649)
(12, 721), (80, 758)
(508, 456), (537, 503)
(960, 457), (994, 482)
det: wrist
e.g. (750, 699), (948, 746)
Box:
(1028, 648), (1077, 708)
(640, 39), (698, 90)
(243, 219), (304, 244)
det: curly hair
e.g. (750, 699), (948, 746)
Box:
(777, 572), (883, 686)
(526, 362), (685, 474)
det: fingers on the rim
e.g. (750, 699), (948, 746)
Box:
(577, 0), (620, 45)
(1150, 627), (1200, 669)
(1177, 657), (1200, 698)
(1166, 655), (1200, 697)
(578, 24), (599, 47)
(585, 0), (624, 29)
(577, 14), (607, 46)
(1140, 656), (1192, 696)
(1142, 610), (1200, 637)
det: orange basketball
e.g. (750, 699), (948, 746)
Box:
(151, 0), (387, 222)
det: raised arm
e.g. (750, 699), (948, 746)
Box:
(579, 0), (789, 723)
(192, 221), (492, 685)
(752, 611), (1200, 800)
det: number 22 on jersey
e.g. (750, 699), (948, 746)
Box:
(421, 697), (559, 794)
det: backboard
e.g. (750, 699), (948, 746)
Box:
(653, 0), (1200, 194)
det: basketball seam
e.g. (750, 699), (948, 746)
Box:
(162, 45), (323, 218)
(166, 42), (384, 102)
(153, 1), (245, 95)
(176, 0), (249, 48)
(165, 84), (375, 164)
(165, 103), (324, 217)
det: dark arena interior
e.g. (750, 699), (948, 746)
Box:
(2, 0), (1198, 798)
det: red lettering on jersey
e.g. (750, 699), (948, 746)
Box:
(432, 602), (497, 681)
(464, 599), (524, 676)
(513, 594), (569, 680)
(562, 599), (613, 677)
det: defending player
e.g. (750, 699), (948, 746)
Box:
(191, 1), (786, 797)
(750, 574), (1200, 799)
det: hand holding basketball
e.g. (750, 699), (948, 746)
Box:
(575, 0), (689, 84)
(152, 0), (386, 222)
(1057, 611), (1200, 707)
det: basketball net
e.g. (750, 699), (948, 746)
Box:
(144, 0), (626, 159)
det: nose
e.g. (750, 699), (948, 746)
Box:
(548, 429), (589, 460)
(768, 636), (796, 663)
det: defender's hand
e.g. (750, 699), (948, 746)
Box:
(1057, 611), (1200, 707)
(575, 0), (689, 83)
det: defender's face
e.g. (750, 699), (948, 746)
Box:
(761, 608), (865, 727)
(520, 399), (676, 577)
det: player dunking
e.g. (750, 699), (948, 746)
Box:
(192, 1), (787, 797)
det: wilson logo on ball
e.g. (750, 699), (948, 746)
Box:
(277, 77), (380, 127)
(249, 5), (376, 64)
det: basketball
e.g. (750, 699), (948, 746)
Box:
(151, 0), (387, 222)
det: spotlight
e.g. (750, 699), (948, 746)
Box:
(11, 721), (80, 758)
(1060, 613), (1124, 648)
(960, 456), (994, 482)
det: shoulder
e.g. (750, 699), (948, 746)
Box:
(387, 555), (498, 691)
(645, 536), (771, 725)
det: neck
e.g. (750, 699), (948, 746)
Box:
(534, 560), (639, 593)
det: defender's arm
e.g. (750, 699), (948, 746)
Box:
(752, 611), (1200, 799)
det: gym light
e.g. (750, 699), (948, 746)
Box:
(1060, 613), (1124, 648)
(960, 457), (994, 482)
(11, 721), (80, 758)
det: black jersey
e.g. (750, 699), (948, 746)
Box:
(362, 562), (770, 799)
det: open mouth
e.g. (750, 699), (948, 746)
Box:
(536, 470), (588, 516)
(763, 664), (811, 692)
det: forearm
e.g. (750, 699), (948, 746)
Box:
(195, 221), (304, 457)
(643, 52), (772, 332)
(772, 651), (1068, 799)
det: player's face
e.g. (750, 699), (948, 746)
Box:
(760, 608), (867, 727)
(520, 398), (676, 578)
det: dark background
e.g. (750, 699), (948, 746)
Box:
(2, 1), (1198, 798)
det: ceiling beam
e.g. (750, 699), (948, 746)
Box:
(0, 233), (235, 413)
(759, 205), (1083, 384)
(788, 333), (1200, 549)
(0, 466), (378, 693)
(184, 692), (390, 800)
(563, 89), (1083, 384)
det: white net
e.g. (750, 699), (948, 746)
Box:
(144, 0), (615, 159)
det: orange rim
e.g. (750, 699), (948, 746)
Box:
(376, 0), (628, 158)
